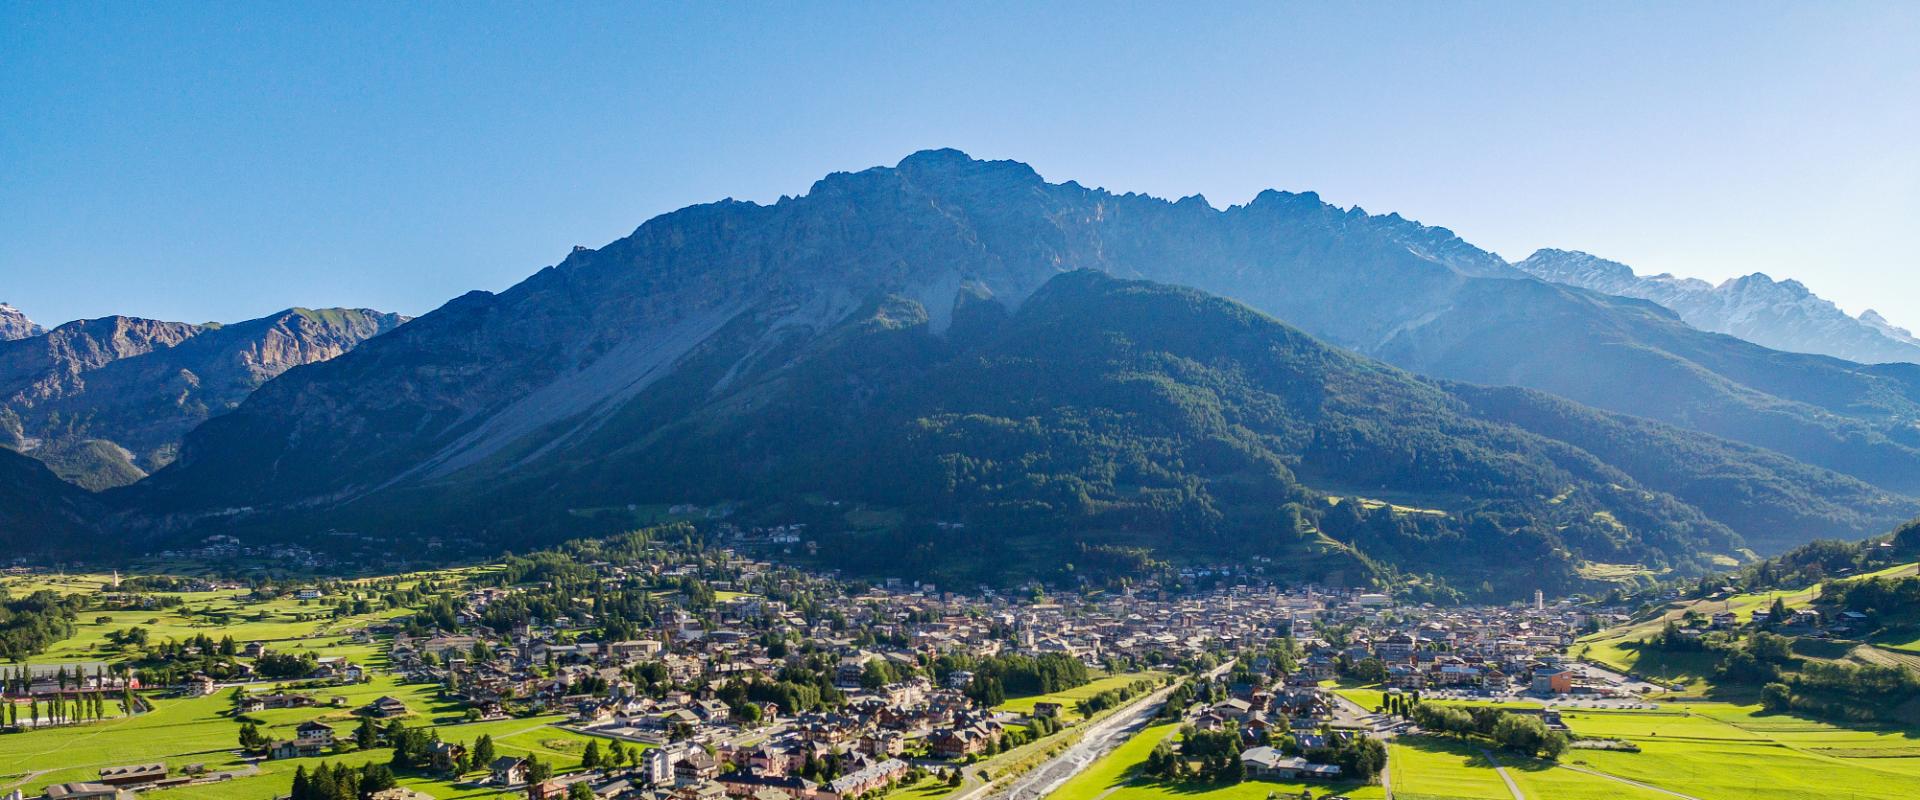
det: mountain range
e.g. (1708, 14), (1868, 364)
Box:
(0, 307), (406, 489)
(77, 149), (1914, 595)
(1516, 249), (1920, 366)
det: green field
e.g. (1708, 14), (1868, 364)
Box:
(0, 677), (606, 799)
(0, 568), (618, 799)
(1575, 562), (1658, 582)
(1322, 686), (1920, 800)
(878, 776), (960, 800)
(997, 672), (1165, 721)
(0, 652), (607, 797)
(1386, 736), (1512, 800)
(1553, 703), (1920, 800)
(1501, 760), (1672, 800)
(1043, 722), (1379, 800)
(1572, 561), (1920, 696)
(0, 574), (416, 665)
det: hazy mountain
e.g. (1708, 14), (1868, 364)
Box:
(143, 150), (1920, 513)
(0, 303), (42, 341)
(113, 151), (1920, 589)
(1516, 249), (1920, 366)
(0, 308), (406, 488)
(128, 270), (1915, 594)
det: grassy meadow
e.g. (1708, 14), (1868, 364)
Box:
(0, 568), (619, 800)
(997, 672), (1167, 721)
(1270, 686), (1920, 800)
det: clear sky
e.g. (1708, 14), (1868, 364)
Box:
(4, 2), (1917, 329)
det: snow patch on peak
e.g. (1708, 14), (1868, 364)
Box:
(0, 302), (45, 341)
(1515, 251), (1920, 365)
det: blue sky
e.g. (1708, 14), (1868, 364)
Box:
(4, 2), (1917, 329)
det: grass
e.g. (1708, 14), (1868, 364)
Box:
(1044, 723), (1377, 800)
(1573, 561), (1920, 692)
(1575, 563), (1656, 582)
(1551, 703), (1920, 800)
(878, 775), (960, 800)
(1502, 760), (1673, 800)
(1385, 736), (1511, 800)
(1328, 694), (1920, 799)
(20, 598), (411, 665)
(0, 684), (604, 800)
(1554, 567), (1920, 798)
(1043, 722), (1175, 800)
(997, 672), (1165, 721)
(1324, 495), (1449, 518)
(0, 566), (618, 799)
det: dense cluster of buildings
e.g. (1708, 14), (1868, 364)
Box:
(8, 529), (1632, 800)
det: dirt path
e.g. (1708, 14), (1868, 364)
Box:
(1, 770), (50, 792)
(1476, 748), (1524, 800)
(1556, 763), (1703, 800)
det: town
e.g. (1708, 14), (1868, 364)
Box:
(0, 523), (1640, 800)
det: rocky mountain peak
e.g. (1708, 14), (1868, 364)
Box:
(0, 306), (404, 489)
(0, 302), (42, 341)
(1516, 251), (1920, 365)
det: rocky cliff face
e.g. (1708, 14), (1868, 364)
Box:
(1516, 249), (1920, 365)
(133, 150), (1920, 563)
(0, 308), (406, 488)
(0, 303), (45, 341)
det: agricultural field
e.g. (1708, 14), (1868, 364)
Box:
(1043, 722), (1380, 800)
(997, 671), (1166, 721)
(876, 775), (960, 800)
(1571, 562), (1920, 689)
(1322, 684), (1920, 799)
(1574, 562), (1657, 582)
(1324, 495), (1449, 518)
(1, 572), (419, 665)
(0, 568), (616, 799)
(1384, 736), (1513, 800)
(0, 686), (606, 798)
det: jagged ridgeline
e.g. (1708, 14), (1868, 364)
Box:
(0, 307), (406, 489)
(107, 151), (1919, 596)
(123, 271), (1854, 598)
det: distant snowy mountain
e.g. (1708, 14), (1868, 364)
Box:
(1516, 249), (1920, 365)
(0, 303), (41, 341)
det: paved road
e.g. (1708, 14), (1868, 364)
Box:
(1327, 690), (1396, 735)
(1476, 748), (1523, 800)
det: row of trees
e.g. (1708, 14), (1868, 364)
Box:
(2, 662), (113, 693)
(288, 762), (399, 800)
(3, 691), (115, 728)
(953, 653), (1090, 705)
(1073, 678), (1155, 717)
(1409, 703), (1569, 759)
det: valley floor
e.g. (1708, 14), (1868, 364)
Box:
(1039, 685), (1920, 800)
(0, 571), (604, 799)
